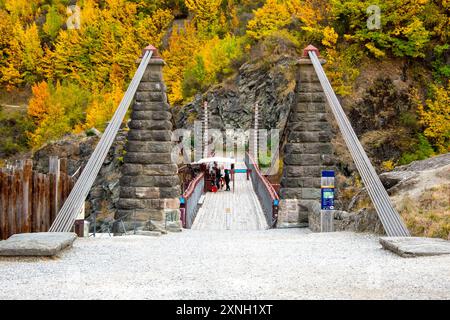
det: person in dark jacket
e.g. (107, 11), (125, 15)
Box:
(215, 165), (222, 189)
(224, 169), (231, 191)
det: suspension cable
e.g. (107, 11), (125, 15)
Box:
(308, 51), (410, 237)
(49, 50), (153, 232)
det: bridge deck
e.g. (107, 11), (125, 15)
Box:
(191, 162), (268, 231)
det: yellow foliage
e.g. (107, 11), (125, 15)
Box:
(135, 9), (174, 48)
(381, 160), (396, 172)
(286, 0), (332, 28)
(246, 0), (292, 40)
(84, 87), (124, 131)
(418, 82), (450, 153)
(322, 26), (338, 47)
(162, 22), (201, 105)
(17, 23), (43, 81)
(4, 0), (35, 22)
(365, 43), (385, 58)
(324, 47), (360, 96)
(185, 0), (223, 35)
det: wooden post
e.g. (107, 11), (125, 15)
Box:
(15, 169), (22, 233)
(22, 160), (33, 233)
(60, 158), (68, 208)
(37, 173), (44, 232)
(49, 156), (60, 225)
(0, 171), (8, 239)
(35, 173), (40, 232)
(31, 172), (37, 232)
(42, 174), (48, 231)
(8, 172), (16, 236)
(40, 173), (46, 232)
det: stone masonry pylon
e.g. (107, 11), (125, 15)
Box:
(117, 45), (181, 233)
(278, 45), (334, 228)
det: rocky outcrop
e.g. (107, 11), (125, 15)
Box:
(173, 56), (297, 132)
(380, 153), (450, 201)
(310, 153), (450, 235)
(32, 130), (127, 229)
(307, 201), (384, 235)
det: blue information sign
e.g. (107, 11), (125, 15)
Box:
(321, 171), (335, 210)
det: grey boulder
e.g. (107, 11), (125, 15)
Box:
(0, 232), (77, 257)
(380, 237), (450, 258)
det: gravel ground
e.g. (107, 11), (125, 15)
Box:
(0, 229), (449, 300)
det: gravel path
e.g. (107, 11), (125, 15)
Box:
(0, 229), (449, 300)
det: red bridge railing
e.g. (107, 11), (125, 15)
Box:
(180, 172), (205, 229)
(245, 153), (279, 228)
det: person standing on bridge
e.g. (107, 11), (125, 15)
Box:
(224, 169), (231, 191)
(215, 165), (222, 190)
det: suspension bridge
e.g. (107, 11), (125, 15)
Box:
(46, 44), (409, 238)
(1, 44), (450, 301)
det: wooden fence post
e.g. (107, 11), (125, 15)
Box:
(39, 173), (45, 232)
(59, 158), (68, 211)
(44, 174), (50, 231)
(0, 171), (8, 239)
(8, 172), (16, 236)
(22, 160), (33, 233)
(0, 158), (76, 237)
(49, 156), (60, 226)
(15, 169), (22, 233)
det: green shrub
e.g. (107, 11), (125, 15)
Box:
(399, 134), (435, 165)
(0, 107), (34, 158)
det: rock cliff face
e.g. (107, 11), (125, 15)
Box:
(173, 56), (297, 132)
(32, 131), (127, 229)
(380, 153), (450, 202)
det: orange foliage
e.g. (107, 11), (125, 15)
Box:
(27, 81), (50, 123)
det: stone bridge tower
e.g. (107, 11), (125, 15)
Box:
(117, 46), (181, 233)
(278, 46), (334, 228)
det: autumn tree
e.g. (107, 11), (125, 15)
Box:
(162, 22), (201, 105)
(246, 0), (291, 40)
(28, 82), (91, 148)
(182, 35), (243, 100)
(28, 81), (51, 124)
(332, 0), (431, 58)
(185, 0), (223, 36)
(18, 23), (43, 83)
(418, 82), (450, 153)
(43, 5), (63, 41)
(0, 10), (22, 89)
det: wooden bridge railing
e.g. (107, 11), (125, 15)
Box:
(0, 157), (77, 240)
